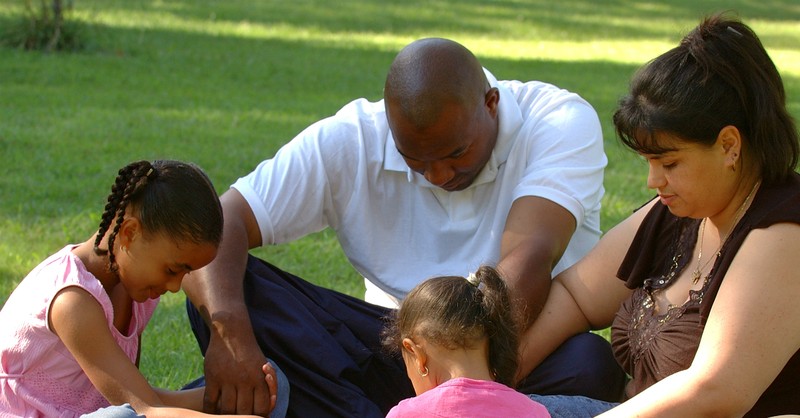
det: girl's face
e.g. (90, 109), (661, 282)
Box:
(116, 224), (217, 302)
(642, 132), (737, 219)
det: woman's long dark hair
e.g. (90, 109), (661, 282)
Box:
(613, 13), (798, 185)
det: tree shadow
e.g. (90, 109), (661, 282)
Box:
(97, 0), (800, 43)
(0, 0), (798, 294)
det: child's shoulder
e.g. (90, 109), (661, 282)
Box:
(3, 245), (106, 315)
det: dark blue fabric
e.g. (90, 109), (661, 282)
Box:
(187, 255), (411, 418)
(517, 332), (627, 401)
(187, 255), (625, 418)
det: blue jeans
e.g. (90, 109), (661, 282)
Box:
(529, 394), (619, 418)
(80, 404), (142, 418)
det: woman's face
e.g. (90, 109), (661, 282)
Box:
(642, 132), (735, 219)
(116, 229), (217, 302)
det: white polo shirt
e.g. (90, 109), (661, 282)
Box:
(233, 70), (606, 307)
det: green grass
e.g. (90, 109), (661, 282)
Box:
(1, 0), (799, 389)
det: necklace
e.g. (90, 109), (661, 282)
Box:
(691, 181), (761, 284)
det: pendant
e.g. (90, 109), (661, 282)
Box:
(691, 269), (701, 285)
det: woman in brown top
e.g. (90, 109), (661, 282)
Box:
(520, 13), (800, 417)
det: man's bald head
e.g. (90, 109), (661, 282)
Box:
(384, 38), (488, 129)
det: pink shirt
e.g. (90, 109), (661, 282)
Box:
(386, 377), (550, 417)
(0, 245), (159, 417)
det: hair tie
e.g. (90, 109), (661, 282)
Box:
(466, 272), (480, 287)
(727, 26), (743, 37)
(146, 168), (154, 177)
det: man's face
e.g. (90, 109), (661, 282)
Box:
(389, 88), (499, 192)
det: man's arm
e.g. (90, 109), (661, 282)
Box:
(182, 188), (275, 416)
(497, 195), (576, 327)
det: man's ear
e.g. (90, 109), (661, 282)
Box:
(484, 87), (499, 118)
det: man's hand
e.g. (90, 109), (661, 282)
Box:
(181, 188), (274, 415)
(202, 315), (275, 416)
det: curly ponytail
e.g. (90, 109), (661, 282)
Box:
(382, 265), (522, 386)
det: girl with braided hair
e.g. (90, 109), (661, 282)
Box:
(381, 265), (549, 417)
(0, 160), (288, 418)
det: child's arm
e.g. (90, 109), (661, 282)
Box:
(49, 287), (268, 417)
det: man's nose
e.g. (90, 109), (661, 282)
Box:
(423, 161), (455, 187)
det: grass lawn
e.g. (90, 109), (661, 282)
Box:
(1, 0), (799, 390)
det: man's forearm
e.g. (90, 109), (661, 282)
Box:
(182, 202), (254, 327)
(497, 247), (555, 327)
(183, 248), (250, 328)
(498, 196), (576, 326)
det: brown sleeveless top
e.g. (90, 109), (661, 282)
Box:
(612, 173), (800, 417)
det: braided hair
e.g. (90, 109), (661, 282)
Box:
(92, 160), (223, 273)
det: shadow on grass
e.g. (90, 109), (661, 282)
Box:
(1, 2), (798, 227)
(95, 0), (800, 44)
(1, 0), (798, 286)
(2, 0), (799, 390)
(0, 18), (641, 214)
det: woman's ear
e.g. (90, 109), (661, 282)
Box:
(717, 125), (743, 170)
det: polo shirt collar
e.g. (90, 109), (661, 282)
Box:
(383, 69), (522, 190)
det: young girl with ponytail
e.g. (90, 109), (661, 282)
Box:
(382, 265), (549, 417)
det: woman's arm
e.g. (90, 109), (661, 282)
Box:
(517, 199), (653, 377)
(599, 222), (800, 417)
(49, 287), (265, 418)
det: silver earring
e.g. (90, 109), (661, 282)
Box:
(418, 366), (429, 377)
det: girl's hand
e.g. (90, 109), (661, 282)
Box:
(262, 362), (279, 413)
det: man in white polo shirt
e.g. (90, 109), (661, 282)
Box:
(183, 37), (624, 417)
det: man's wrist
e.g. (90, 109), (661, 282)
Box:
(209, 309), (251, 340)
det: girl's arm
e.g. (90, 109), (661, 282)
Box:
(599, 222), (800, 417)
(517, 199), (653, 377)
(49, 287), (266, 418)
